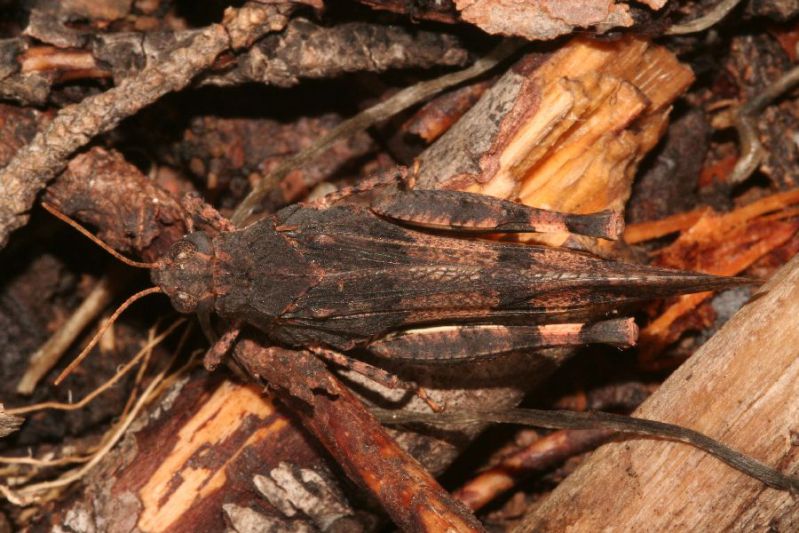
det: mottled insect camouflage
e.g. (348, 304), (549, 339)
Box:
(45, 175), (799, 495)
(152, 178), (743, 366)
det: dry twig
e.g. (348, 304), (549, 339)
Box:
(234, 340), (486, 532)
(730, 62), (799, 184)
(17, 271), (122, 394)
(7, 319), (185, 416)
(455, 428), (614, 511)
(1, 18), (469, 105)
(1, 358), (177, 506)
(666, 0), (743, 35)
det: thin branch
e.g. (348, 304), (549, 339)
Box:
(1, 19), (469, 105)
(730, 62), (799, 184)
(234, 341), (485, 531)
(8, 319), (184, 416)
(0, 454), (91, 467)
(1, 343), (189, 506)
(376, 408), (799, 494)
(455, 428), (613, 510)
(17, 272), (120, 395)
(666, 0), (742, 35)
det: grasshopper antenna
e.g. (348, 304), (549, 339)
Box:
(41, 202), (161, 269)
(42, 202), (167, 384)
(53, 286), (164, 385)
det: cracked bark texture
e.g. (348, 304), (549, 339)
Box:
(203, 17), (469, 88)
(233, 341), (485, 533)
(360, 0), (669, 40)
(0, 17), (468, 105)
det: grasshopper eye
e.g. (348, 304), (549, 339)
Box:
(185, 231), (213, 254)
(171, 240), (197, 263)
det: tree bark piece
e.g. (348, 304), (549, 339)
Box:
(359, 0), (670, 39)
(44, 147), (192, 261)
(418, 37), (693, 208)
(0, 405), (22, 438)
(205, 17), (469, 89)
(37, 372), (346, 532)
(234, 340), (485, 533)
(517, 254), (799, 531)
(417, 36), (693, 251)
(453, 0), (635, 41)
(0, 17), (468, 105)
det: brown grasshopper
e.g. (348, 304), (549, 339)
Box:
(44, 171), (799, 494)
(150, 173), (743, 373)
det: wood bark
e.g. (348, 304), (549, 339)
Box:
(233, 340), (484, 532)
(0, 17), (468, 105)
(518, 254), (799, 531)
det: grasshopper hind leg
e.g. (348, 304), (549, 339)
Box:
(368, 318), (638, 363)
(371, 189), (623, 240)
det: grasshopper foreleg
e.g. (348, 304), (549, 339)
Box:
(203, 323), (242, 371)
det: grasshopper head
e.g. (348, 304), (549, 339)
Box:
(152, 232), (215, 314)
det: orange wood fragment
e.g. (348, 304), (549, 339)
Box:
(638, 189), (799, 359)
(624, 208), (709, 244)
(405, 80), (492, 143)
(697, 154), (737, 187)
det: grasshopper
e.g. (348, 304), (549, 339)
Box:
(44, 171), (799, 495)
(150, 172), (743, 373)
